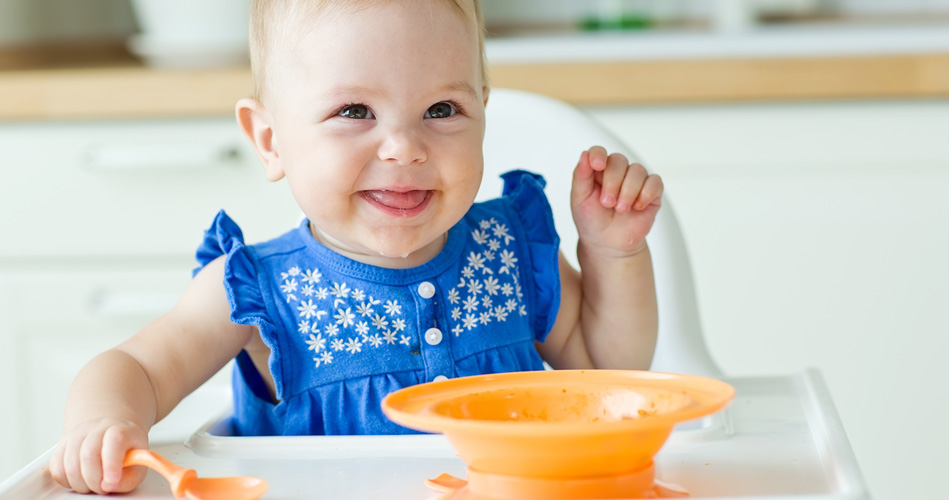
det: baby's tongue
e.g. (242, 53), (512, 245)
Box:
(365, 190), (428, 209)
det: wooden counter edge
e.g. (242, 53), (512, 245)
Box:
(2, 53), (948, 121)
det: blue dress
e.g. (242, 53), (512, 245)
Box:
(194, 170), (561, 435)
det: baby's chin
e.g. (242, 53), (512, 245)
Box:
(368, 238), (441, 267)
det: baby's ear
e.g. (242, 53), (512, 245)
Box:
(236, 98), (285, 182)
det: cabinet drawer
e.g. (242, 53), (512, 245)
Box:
(0, 118), (301, 258)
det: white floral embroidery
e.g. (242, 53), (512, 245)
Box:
(331, 282), (351, 299)
(316, 351), (333, 367)
(356, 302), (374, 317)
(334, 307), (355, 328)
(282, 279), (298, 295)
(463, 313), (478, 330)
(345, 337), (363, 354)
(298, 299), (318, 319)
(483, 276), (500, 295)
(494, 305), (509, 322)
(383, 300), (401, 316)
(371, 314), (389, 330)
(306, 333), (326, 352)
(462, 296), (479, 313)
(472, 229), (489, 245)
(445, 216), (527, 337)
(467, 252), (485, 270)
(280, 213), (530, 371)
(302, 269), (322, 284)
(493, 223), (514, 245)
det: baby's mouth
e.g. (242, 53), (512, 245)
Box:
(362, 189), (433, 216)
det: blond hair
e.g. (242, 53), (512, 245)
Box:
(248, 0), (487, 101)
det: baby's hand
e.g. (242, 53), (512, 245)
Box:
(570, 146), (663, 256)
(48, 418), (148, 495)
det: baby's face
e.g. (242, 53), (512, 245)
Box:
(264, 0), (485, 267)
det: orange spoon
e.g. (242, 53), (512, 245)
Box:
(123, 449), (268, 500)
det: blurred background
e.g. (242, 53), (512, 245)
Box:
(1, 1), (948, 499)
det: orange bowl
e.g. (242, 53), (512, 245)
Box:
(382, 370), (734, 479)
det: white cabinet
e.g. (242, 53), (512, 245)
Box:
(0, 117), (300, 478)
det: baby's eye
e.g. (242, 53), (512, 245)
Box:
(339, 104), (373, 119)
(425, 101), (457, 119)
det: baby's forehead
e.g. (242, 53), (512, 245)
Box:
(254, 0), (485, 100)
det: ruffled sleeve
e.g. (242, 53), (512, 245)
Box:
(193, 210), (270, 328)
(501, 170), (561, 343)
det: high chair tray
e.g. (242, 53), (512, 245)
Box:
(0, 370), (869, 499)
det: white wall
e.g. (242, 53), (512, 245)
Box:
(586, 98), (949, 500)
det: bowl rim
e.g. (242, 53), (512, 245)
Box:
(381, 369), (736, 436)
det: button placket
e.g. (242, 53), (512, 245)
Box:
(415, 279), (453, 383)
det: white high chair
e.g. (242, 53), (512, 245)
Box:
(479, 88), (722, 378)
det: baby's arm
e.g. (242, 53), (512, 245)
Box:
(537, 146), (662, 370)
(48, 257), (256, 495)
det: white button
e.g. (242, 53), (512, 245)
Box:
(433, 375), (449, 382)
(424, 327), (443, 346)
(417, 281), (436, 299)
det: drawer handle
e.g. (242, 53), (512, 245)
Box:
(82, 142), (242, 171)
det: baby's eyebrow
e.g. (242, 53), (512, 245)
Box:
(439, 81), (478, 99)
(321, 82), (478, 101)
(320, 85), (383, 99)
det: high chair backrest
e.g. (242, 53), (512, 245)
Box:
(479, 89), (723, 378)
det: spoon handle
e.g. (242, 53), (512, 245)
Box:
(124, 449), (197, 499)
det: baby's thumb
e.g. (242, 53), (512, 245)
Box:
(100, 428), (147, 493)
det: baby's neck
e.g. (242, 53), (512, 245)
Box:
(310, 224), (447, 269)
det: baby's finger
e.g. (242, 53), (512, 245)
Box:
(615, 163), (649, 213)
(62, 439), (91, 494)
(100, 426), (142, 492)
(79, 434), (106, 495)
(587, 146), (609, 171)
(598, 153), (631, 208)
(48, 442), (68, 489)
(571, 150), (599, 207)
(633, 174), (664, 210)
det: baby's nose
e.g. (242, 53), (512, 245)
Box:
(377, 127), (427, 166)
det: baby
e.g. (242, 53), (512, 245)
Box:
(49, 0), (663, 494)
